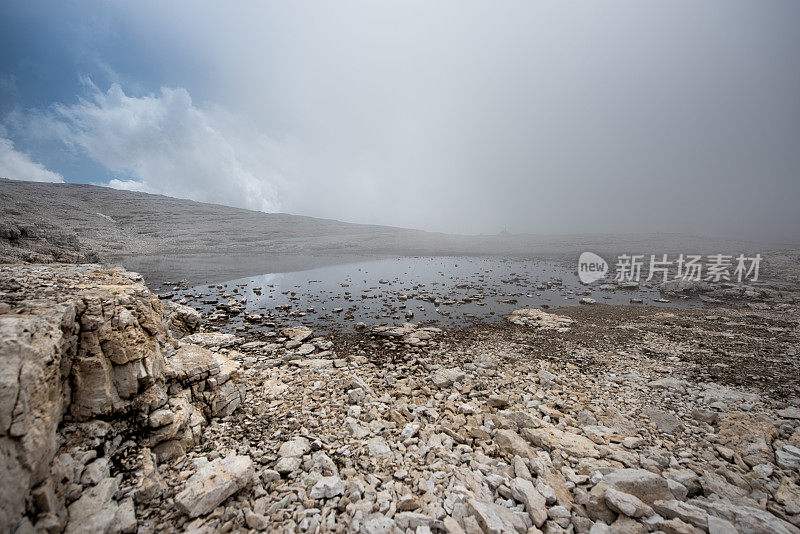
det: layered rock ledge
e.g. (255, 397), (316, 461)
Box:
(0, 264), (243, 533)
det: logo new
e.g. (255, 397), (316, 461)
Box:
(578, 252), (608, 284)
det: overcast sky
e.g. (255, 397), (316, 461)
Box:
(1, 1), (798, 240)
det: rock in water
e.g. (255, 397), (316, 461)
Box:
(659, 279), (710, 294)
(175, 455), (254, 518)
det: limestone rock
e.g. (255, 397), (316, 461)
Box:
(244, 508), (269, 530)
(649, 377), (688, 393)
(695, 497), (800, 534)
(274, 457), (301, 475)
(602, 469), (675, 505)
(523, 426), (599, 458)
(653, 500), (708, 530)
(367, 437), (392, 457)
(65, 476), (134, 534)
(777, 407), (800, 420)
(175, 455), (254, 518)
(643, 407), (683, 434)
(360, 514), (397, 534)
(467, 498), (529, 534)
(278, 437), (311, 458)
(717, 412), (776, 467)
(509, 476), (547, 527)
(281, 326), (313, 343)
(164, 301), (202, 337)
(80, 458), (110, 486)
(205, 379), (244, 417)
(588, 469), (673, 523)
(0, 265), (171, 531)
(776, 444), (800, 471)
(181, 332), (240, 348)
(507, 309), (574, 331)
(604, 487), (654, 518)
(393, 512), (442, 530)
(167, 344), (220, 384)
(495, 429), (535, 459)
(431, 368), (465, 388)
(659, 279), (710, 294)
(310, 476), (345, 499)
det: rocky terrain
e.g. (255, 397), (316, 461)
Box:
(2, 263), (800, 533)
(0, 179), (425, 266)
(0, 264), (244, 533)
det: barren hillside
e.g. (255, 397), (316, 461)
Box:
(1, 179), (792, 285)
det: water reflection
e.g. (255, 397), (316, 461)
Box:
(171, 256), (698, 332)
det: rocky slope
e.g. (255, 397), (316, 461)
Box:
(1, 179), (782, 286)
(0, 179), (427, 264)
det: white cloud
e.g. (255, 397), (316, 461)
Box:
(49, 84), (287, 212)
(107, 178), (146, 192)
(0, 136), (64, 183)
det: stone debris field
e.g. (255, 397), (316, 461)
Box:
(1, 263), (800, 534)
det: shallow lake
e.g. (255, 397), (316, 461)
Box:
(165, 256), (700, 333)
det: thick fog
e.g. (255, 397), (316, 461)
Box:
(1, 1), (799, 241)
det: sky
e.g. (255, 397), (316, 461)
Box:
(1, 1), (799, 240)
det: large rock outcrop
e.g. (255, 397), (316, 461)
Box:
(0, 264), (242, 533)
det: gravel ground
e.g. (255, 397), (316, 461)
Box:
(124, 301), (800, 533)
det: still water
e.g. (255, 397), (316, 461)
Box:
(167, 256), (698, 333)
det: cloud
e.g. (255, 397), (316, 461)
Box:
(4, 2), (800, 239)
(0, 136), (64, 182)
(48, 84), (287, 212)
(107, 178), (146, 192)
